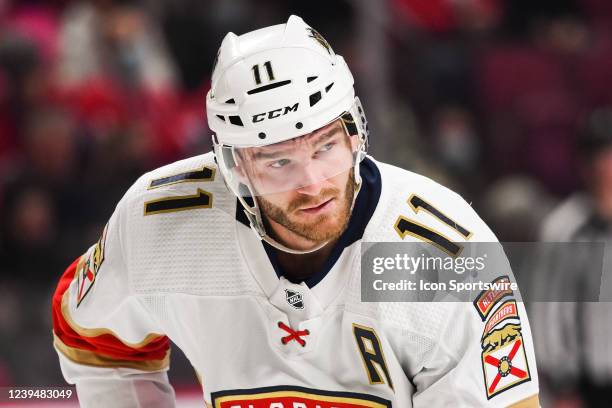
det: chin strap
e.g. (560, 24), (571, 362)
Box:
(261, 233), (327, 255)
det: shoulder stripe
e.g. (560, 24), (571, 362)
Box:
(507, 393), (539, 408)
(54, 333), (170, 371)
(52, 257), (170, 364)
(60, 288), (164, 347)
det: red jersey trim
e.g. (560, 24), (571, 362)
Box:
(52, 257), (170, 364)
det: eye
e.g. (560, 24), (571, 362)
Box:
(317, 142), (336, 153)
(269, 159), (290, 168)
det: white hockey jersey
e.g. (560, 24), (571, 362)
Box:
(52, 153), (539, 407)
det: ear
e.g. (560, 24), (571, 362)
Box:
(233, 163), (250, 185)
(349, 133), (359, 151)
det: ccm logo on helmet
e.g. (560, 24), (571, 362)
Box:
(252, 103), (299, 123)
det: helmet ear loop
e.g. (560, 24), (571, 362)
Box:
(232, 155), (259, 213)
(340, 110), (366, 192)
(214, 139), (264, 232)
(351, 96), (369, 149)
(213, 138), (241, 199)
(229, 147), (270, 238)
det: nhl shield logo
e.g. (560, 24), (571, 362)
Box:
(285, 289), (304, 309)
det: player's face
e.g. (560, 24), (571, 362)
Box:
(237, 120), (357, 243)
(257, 168), (355, 243)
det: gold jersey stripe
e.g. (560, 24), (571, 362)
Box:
(507, 394), (540, 408)
(61, 282), (165, 349)
(53, 333), (170, 371)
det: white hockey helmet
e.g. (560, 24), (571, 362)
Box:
(207, 15), (369, 253)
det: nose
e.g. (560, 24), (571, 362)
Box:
(294, 162), (326, 196)
(295, 180), (325, 196)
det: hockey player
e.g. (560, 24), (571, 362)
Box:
(51, 15), (539, 407)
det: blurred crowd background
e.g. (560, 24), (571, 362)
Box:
(1, 0), (612, 406)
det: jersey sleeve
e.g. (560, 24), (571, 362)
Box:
(51, 194), (175, 408)
(372, 170), (541, 407)
(407, 195), (540, 407)
(411, 300), (539, 407)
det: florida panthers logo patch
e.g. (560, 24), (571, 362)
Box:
(476, 277), (531, 399)
(306, 27), (333, 55)
(481, 328), (531, 399)
(473, 275), (514, 321)
(480, 302), (531, 399)
(285, 289), (304, 309)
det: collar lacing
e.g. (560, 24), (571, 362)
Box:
(278, 321), (309, 347)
